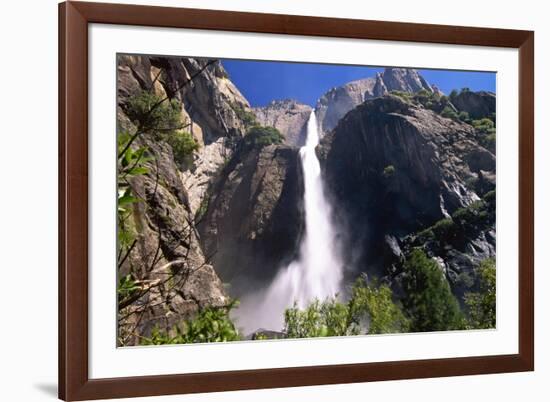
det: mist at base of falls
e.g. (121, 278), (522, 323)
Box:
(235, 111), (344, 334)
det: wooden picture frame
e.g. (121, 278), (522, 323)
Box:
(59, 1), (534, 400)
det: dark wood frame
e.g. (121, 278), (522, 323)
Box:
(59, 1), (534, 400)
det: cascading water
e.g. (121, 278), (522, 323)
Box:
(237, 111), (343, 333)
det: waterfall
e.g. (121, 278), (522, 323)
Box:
(237, 111), (343, 333)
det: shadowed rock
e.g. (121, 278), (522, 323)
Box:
(317, 95), (495, 284)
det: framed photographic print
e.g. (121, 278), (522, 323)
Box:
(59, 1), (534, 400)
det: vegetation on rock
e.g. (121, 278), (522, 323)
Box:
(401, 249), (464, 332)
(230, 101), (258, 128)
(244, 125), (285, 147)
(116, 57), (497, 346)
(465, 258), (496, 329)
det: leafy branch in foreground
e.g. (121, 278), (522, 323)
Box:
(140, 301), (241, 345)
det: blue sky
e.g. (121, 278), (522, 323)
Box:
(221, 59), (496, 108)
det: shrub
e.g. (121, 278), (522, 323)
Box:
(140, 301), (241, 345)
(401, 249), (464, 332)
(483, 190), (496, 204)
(284, 277), (408, 338)
(389, 90), (412, 102)
(458, 111), (471, 122)
(472, 118), (495, 134)
(125, 90), (181, 133)
(231, 102), (258, 127)
(452, 200), (486, 225)
(382, 164), (396, 178)
(124, 90), (199, 165)
(464, 258), (496, 329)
(284, 298), (357, 338)
(481, 133), (496, 152)
(245, 125), (284, 147)
(165, 130), (199, 165)
(349, 277), (410, 334)
(441, 105), (459, 120)
(431, 217), (455, 238)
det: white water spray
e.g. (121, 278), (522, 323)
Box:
(237, 111), (343, 333)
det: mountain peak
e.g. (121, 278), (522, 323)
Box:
(382, 68), (433, 93)
(315, 68), (431, 134)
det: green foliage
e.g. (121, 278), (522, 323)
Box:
(391, 89), (454, 115)
(470, 118), (496, 151)
(483, 190), (496, 204)
(471, 118), (496, 135)
(231, 102), (258, 127)
(117, 274), (141, 300)
(349, 277), (410, 334)
(458, 111), (471, 122)
(431, 217), (455, 238)
(481, 133), (496, 152)
(449, 89), (458, 100)
(126, 90), (181, 133)
(389, 90), (412, 102)
(118, 131), (152, 180)
(140, 301), (241, 345)
(253, 333), (268, 340)
(117, 131), (152, 253)
(465, 258), (496, 329)
(181, 303), (241, 343)
(141, 326), (176, 345)
(382, 164), (396, 178)
(452, 200), (487, 226)
(441, 105), (459, 120)
(284, 278), (408, 338)
(402, 249), (464, 332)
(414, 194), (494, 250)
(125, 90), (199, 165)
(285, 298), (357, 338)
(166, 130), (199, 165)
(245, 125), (284, 147)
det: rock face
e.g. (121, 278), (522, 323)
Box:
(317, 95), (496, 292)
(116, 132), (230, 345)
(452, 90), (496, 120)
(199, 141), (304, 294)
(116, 55), (251, 345)
(315, 68), (433, 135)
(116, 54), (498, 339)
(381, 68), (432, 93)
(118, 55), (252, 215)
(253, 99), (313, 146)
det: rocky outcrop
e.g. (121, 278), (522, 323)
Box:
(118, 55), (252, 214)
(395, 190), (496, 303)
(315, 68), (433, 135)
(253, 99), (313, 146)
(116, 55), (251, 345)
(199, 141), (304, 294)
(116, 130), (229, 345)
(317, 95), (495, 283)
(452, 90), (496, 120)
(381, 68), (432, 93)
